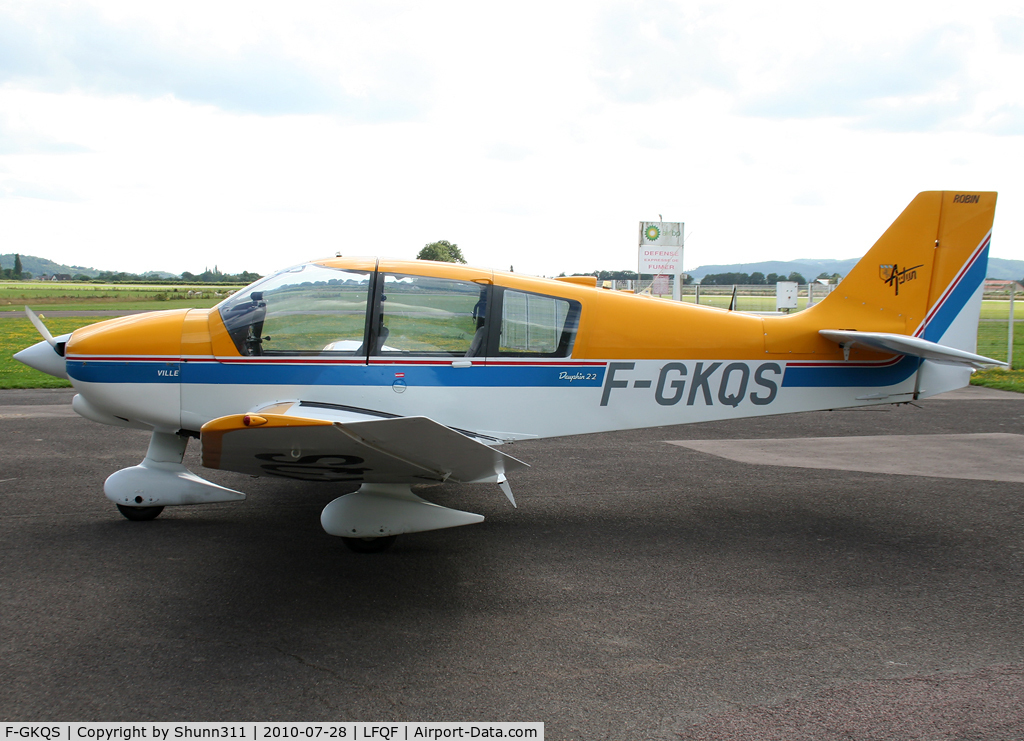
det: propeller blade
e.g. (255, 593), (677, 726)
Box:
(25, 306), (55, 347)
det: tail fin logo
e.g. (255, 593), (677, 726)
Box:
(880, 263), (923, 295)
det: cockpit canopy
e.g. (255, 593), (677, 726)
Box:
(217, 262), (581, 358)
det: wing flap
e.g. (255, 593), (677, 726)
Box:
(819, 329), (1006, 369)
(336, 416), (528, 482)
(201, 413), (528, 484)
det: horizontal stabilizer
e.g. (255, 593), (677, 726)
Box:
(201, 412), (528, 485)
(819, 330), (1006, 369)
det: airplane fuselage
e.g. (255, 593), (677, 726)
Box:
(60, 251), (985, 445)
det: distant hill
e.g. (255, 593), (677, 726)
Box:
(0, 253), (102, 278)
(988, 258), (1024, 281)
(0, 254), (178, 280)
(688, 259), (857, 282)
(689, 256), (1024, 282)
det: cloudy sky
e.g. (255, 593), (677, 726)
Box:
(0, 0), (1022, 277)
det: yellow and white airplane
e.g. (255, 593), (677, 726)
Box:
(15, 191), (1003, 551)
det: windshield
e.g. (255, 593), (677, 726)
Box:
(218, 263), (372, 355)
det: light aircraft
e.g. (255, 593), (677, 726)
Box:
(15, 191), (1003, 551)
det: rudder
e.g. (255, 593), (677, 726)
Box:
(919, 192), (995, 353)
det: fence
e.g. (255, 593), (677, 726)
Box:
(627, 280), (836, 311)
(979, 286), (1020, 369)
(616, 280), (1021, 369)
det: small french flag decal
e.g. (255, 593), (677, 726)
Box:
(394, 372), (405, 378)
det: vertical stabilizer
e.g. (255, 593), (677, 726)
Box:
(807, 191), (995, 348)
(796, 191), (997, 398)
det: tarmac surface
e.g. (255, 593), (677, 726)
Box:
(2, 386), (1024, 738)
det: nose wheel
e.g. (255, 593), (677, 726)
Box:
(115, 504), (165, 521)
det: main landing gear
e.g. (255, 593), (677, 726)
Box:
(340, 535), (399, 553)
(322, 483), (485, 553)
(115, 503), (165, 521)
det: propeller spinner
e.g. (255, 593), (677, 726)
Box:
(13, 307), (70, 380)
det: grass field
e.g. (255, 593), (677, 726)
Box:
(979, 300), (1024, 320)
(0, 281), (238, 312)
(971, 319), (1024, 392)
(975, 320), (1024, 365)
(1, 317), (106, 388)
(1, 298), (226, 312)
(969, 368), (1024, 393)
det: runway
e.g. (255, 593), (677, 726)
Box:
(2, 386), (1024, 739)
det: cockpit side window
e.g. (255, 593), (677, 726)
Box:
(374, 274), (488, 356)
(496, 289), (580, 357)
(217, 264), (372, 356)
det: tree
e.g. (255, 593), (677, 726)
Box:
(766, 272), (780, 283)
(787, 271), (806, 284)
(417, 240), (466, 264)
(13, 254), (22, 278)
(749, 272), (765, 285)
(701, 272), (751, 285)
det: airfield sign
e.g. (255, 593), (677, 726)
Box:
(639, 221), (684, 299)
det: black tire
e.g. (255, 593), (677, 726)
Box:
(341, 535), (398, 553)
(116, 504), (165, 521)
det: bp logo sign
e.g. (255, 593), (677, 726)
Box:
(639, 220), (683, 249)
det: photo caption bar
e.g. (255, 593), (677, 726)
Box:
(2, 723), (543, 741)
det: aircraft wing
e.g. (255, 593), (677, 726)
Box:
(199, 404), (529, 488)
(819, 329), (1006, 369)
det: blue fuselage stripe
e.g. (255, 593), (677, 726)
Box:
(781, 356), (920, 388)
(66, 357), (925, 390)
(66, 361), (609, 388)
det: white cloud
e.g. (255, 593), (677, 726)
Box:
(0, 117), (90, 154)
(590, 2), (1024, 136)
(486, 143), (534, 162)
(739, 25), (974, 131)
(0, 178), (81, 201)
(0, 0), (1021, 279)
(984, 104), (1024, 135)
(592, 0), (735, 103)
(0, 2), (432, 120)
(996, 14), (1024, 51)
